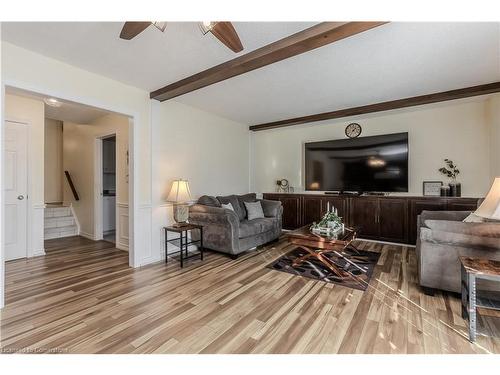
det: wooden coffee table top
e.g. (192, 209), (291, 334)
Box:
(460, 257), (500, 278)
(287, 225), (357, 247)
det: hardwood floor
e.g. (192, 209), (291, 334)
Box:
(1, 235), (499, 354)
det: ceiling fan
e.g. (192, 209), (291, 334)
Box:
(119, 21), (244, 53)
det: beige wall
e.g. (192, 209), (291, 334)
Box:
(251, 99), (493, 197)
(486, 94), (500, 182)
(44, 118), (63, 203)
(151, 100), (250, 261)
(63, 113), (129, 238)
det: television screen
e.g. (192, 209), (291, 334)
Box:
(304, 132), (408, 192)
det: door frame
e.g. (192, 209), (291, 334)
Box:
(94, 132), (117, 242)
(4, 119), (32, 260)
(2, 82), (145, 309)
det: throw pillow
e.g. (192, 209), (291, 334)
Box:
(197, 195), (221, 207)
(217, 195), (245, 221)
(221, 202), (235, 211)
(244, 201), (265, 220)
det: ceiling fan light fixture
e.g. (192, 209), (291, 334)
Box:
(152, 22), (167, 32)
(199, 21), (218, 35)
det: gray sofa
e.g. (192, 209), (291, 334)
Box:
(416, 210), (500, 294)
(188, 193), (283, 258)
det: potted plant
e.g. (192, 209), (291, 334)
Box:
(438, 159), (461, 197)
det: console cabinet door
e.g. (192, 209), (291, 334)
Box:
(378, 198), (408, 243)
(447, 198), (479, 211)
(302, 196), (322, 226)
(349, 198), (379, 238)
(280, 196), (301, 230)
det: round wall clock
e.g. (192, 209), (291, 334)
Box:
(345, 123), (362, 138)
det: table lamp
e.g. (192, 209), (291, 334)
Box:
(475, 177), (500, 220)
(167, 179), (192, 227)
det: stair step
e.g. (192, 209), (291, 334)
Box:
(45, 207), (72, 218)
(44, 225), (78, 239)
(45, 216), (75, 229)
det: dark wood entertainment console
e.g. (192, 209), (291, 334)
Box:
(263, 193), (480, 244)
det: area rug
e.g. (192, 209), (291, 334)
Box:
(267, 247), (381, 291)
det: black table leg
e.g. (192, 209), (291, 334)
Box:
(200, 227), (204, 261)
(164, 228), (168, 264)
(180, 232), (184, 268)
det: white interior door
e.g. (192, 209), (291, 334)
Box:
(4, 121), (28, 261)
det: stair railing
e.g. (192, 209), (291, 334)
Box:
(64, 171), (80, 201)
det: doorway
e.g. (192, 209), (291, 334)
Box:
(101, 135), (116, 243)
(3, 121), (29, 261)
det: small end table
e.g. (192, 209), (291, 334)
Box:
(164, 224), (204, 268)
(460, 256), (500, 342)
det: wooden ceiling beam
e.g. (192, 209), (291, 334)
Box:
(150, 22), (387, 101)
(249, 82), (500, 131)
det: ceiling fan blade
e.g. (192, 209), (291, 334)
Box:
(119, 22), (152, 40)
(210, 22), (243, 53)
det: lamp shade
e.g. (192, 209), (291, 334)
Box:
(167, 179), (192, 203)
(475, 177), (500, 220)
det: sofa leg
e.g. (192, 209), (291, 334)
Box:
(422, 287), (436, 296)
(230, 254), (239, 260)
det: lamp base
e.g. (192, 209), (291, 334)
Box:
(173, 204), (189, 226)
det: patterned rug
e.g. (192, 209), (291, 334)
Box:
(267, 246), (381, 291)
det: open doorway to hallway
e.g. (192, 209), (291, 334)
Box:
(101, 135), (117, 244)
(2, 87), (132, 291)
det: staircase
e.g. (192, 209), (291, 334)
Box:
(44, 204), (78, 239)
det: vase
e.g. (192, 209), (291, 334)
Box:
(450, 182), (461, 197)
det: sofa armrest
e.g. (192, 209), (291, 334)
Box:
(420, 227), (500, 251)
(189, 204), (239, 227)
(259, 199), (283, 218)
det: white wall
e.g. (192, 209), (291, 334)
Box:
(151, 100), (249, 262)
(1, 42), (152, 267)
(44, 118), (63, 203)
(63, 113), (129, 249)
(251, 99), (493, 198)
(486, 94), (500, 181)
(4, 93), (45, 258)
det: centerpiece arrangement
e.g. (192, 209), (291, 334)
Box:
(310, 202), (344, 236)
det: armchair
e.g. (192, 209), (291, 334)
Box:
(416, 210), (500, 294)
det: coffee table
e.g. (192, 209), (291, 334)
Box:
(286, 225), (363, 279)
(460, 256), (500, 342)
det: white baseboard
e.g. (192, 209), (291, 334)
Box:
(80, 231), (98, 241)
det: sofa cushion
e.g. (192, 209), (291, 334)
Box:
(239, 218), (276, 239)
(244, 201), (265, 220)
(197, 195), (221, 207)
(217, 195), (245, 221)
(237, 193), (257, 218)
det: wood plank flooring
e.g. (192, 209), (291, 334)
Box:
(1, 235), (499, 354)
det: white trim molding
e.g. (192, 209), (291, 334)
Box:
(31, 204), (46, 257)
(116, 202), (129, 251)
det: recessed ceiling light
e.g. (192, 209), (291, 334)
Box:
(44, 98), (62, 107)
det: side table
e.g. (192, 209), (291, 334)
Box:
(460, 256), (500, 342)
(164, 224), (204, 268)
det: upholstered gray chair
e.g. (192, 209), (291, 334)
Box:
(189, 193), (283, 259)
(416, 210), (500, 294)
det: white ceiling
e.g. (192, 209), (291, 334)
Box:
(2, 22), (499, 125)
(6, 86), (111, 123)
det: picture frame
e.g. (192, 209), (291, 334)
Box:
(423, 181), (443, 196)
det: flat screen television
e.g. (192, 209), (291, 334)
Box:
(304, 132), (408, 193)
